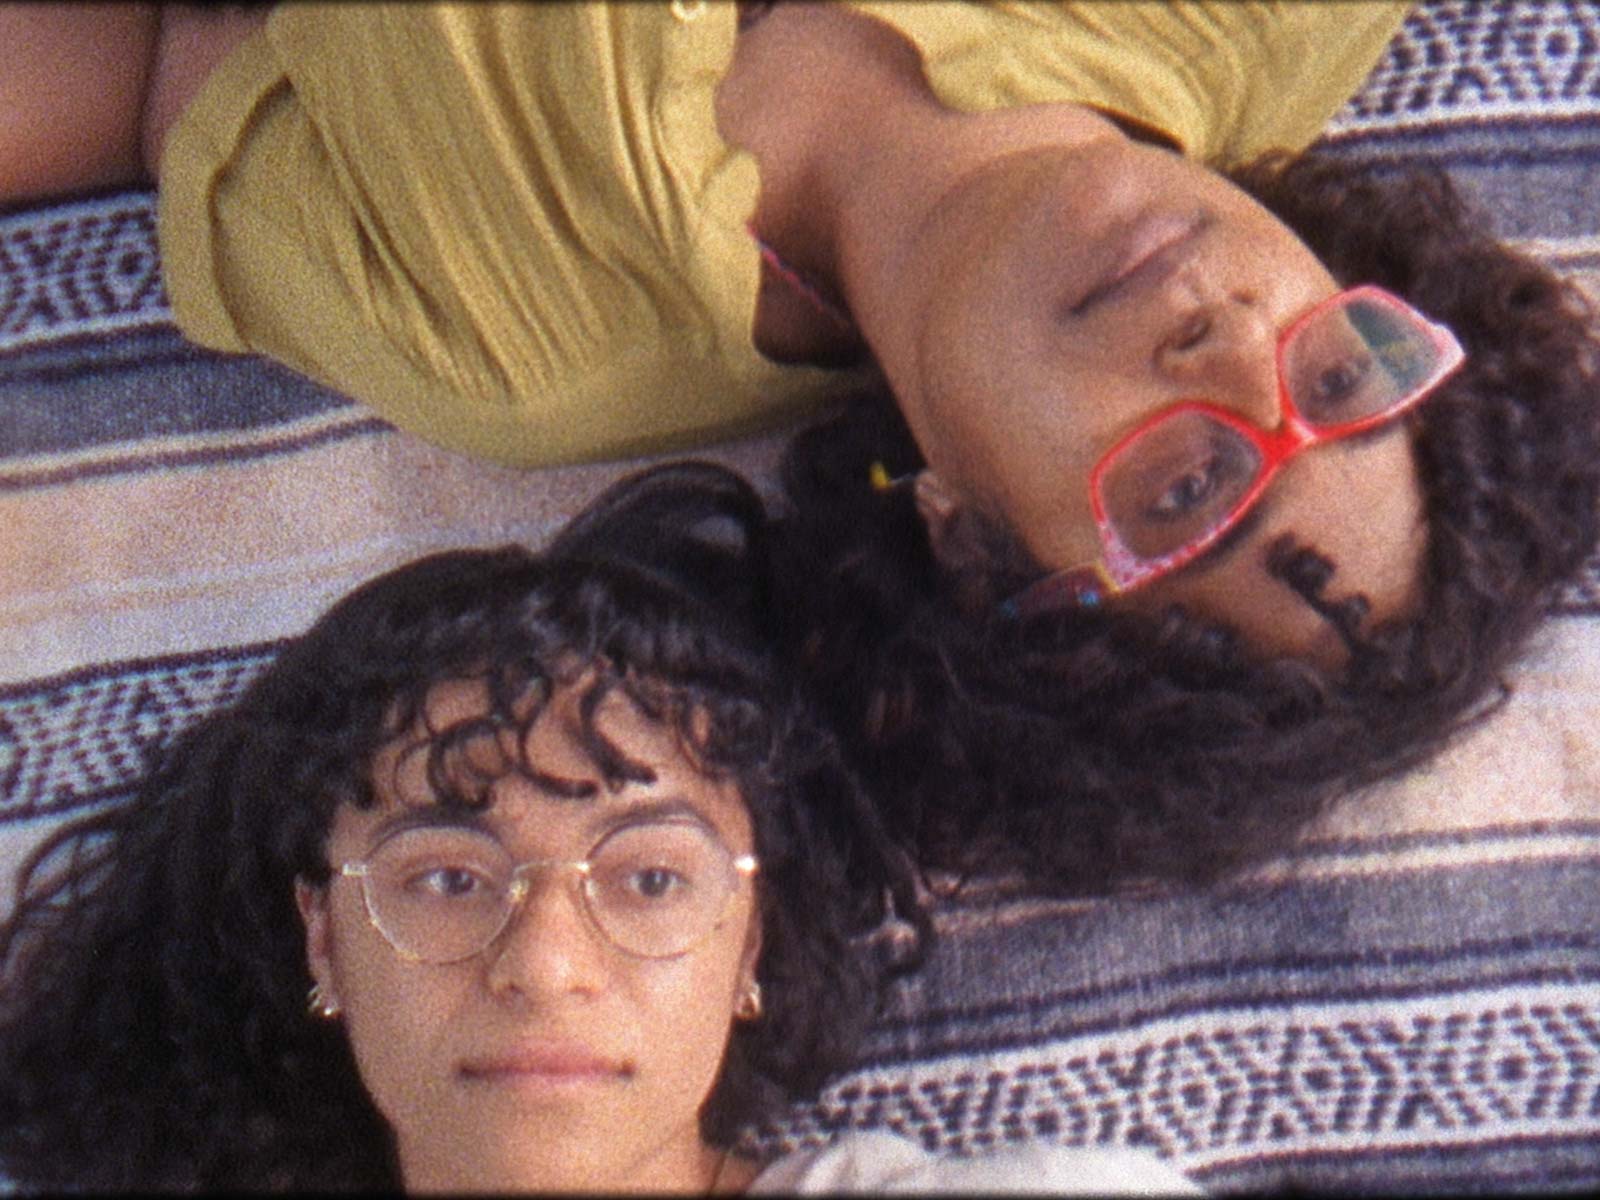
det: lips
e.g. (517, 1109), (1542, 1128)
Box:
(1071, 210), (1209, 315)
(458, 1043), (632, 1085)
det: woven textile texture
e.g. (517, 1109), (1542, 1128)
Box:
(2, 2), (1598, 1193)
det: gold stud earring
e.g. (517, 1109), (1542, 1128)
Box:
(307, 982), (341, 1019)
(735, 980), (763, 1022)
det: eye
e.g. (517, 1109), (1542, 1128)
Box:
(1147, 455), (1230, 521)
(627, 866), (688, 901)
(408, 865), (490, 900)
(1306, 354), (1373, 411)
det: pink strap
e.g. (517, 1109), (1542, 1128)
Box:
(747, 223), (855, 331)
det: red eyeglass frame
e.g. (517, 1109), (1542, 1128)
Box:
(1005, 285), (1467, 618)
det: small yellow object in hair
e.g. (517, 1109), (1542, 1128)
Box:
(869, 461), (894, 493)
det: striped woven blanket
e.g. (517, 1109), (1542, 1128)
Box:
(3, 1), (1597, 1192)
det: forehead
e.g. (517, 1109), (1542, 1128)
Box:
(337, 674), (753, 854)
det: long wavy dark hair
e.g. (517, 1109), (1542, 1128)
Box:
(0, 463), (927, 1192)
(772, 152), (1600, 892)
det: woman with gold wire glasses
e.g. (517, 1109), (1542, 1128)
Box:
(0, 463), (1200, 1194)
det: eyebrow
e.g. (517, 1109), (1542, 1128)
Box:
(361, 796), (724, 855)
(365, 805), (491, 847)
(579, 797), (720, 843)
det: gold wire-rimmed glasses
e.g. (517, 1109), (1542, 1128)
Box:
(339, 818), (758, 964)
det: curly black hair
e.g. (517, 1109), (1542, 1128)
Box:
(771, 151), (1600, 892)
(0, 462), (927, 1192)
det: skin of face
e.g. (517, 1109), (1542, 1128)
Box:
(295, 678), (762, 1194)
(897, 131), (1427, 664)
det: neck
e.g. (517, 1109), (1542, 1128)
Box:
(400, 1132), (733, 1195)
(718, 5), (1120, 397)
(717, 4), (946, 332)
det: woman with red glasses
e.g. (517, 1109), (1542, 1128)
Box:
(5, 3), (1596, 889)
(1003, 285), (1467, 622)
(769, 146), (1599, 890)
(5, 2), (1421, 496)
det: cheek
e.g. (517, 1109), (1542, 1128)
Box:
(971, 384), (1140, 575)
(648, 983), (737, 1111)
(635, 912), (755, 1109)
(919, 333), (1101, 562)
(914, 240), (1070, 481)
(326, 905), (468, 1130)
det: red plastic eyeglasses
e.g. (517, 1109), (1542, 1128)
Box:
(1005, 285), (1466, 617)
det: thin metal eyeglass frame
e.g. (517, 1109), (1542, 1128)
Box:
(338, 821), (759, 965)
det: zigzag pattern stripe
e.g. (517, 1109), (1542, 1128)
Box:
(0, 194), (168, 353)
(749, 986), (1600, 1167)
(1330, 0), (1600, 131)
(0, 646), (279, 819)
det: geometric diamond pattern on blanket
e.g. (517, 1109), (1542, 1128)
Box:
(746, 986), (1600, 1184)
(0, 192), (168, 355)
(1332, 0), (1600, 130)
(0, 647), (276, 821)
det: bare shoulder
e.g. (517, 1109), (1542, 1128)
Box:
(141, 2), (273, 178)
(0, 3), (162, 205)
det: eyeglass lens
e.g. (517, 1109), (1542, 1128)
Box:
(356, 821), (745, 963)
(1098, 294), (1447, 562)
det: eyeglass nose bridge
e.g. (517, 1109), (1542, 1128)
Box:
(1229, 400), (1318, 464)
(489, 856), (606, 953)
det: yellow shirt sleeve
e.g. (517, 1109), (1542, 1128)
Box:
(158, 1), (1409, 468)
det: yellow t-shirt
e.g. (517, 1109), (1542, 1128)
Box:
(159, 1), (1408, 468)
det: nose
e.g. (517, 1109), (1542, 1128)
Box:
(1154, 295), (1281, 429)
(483, 866), (608, 1002)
